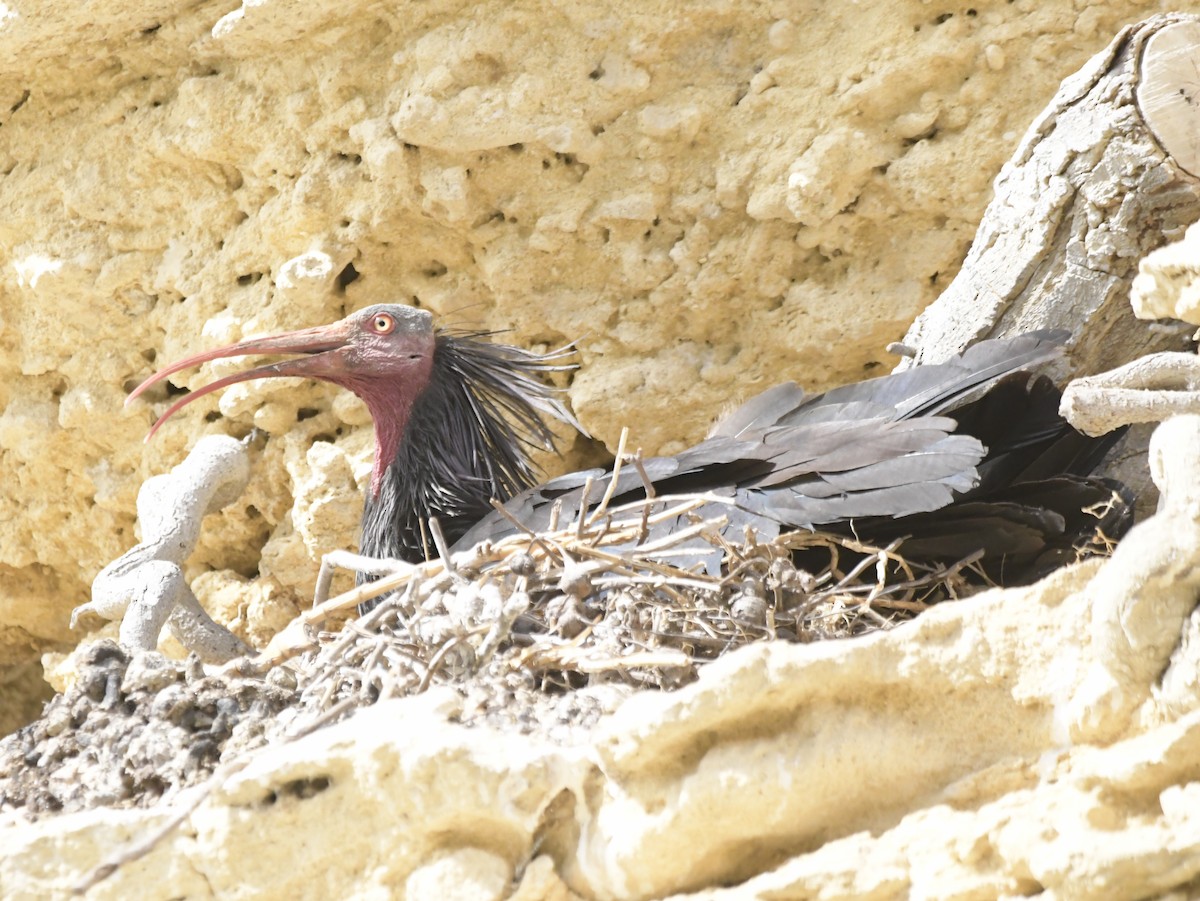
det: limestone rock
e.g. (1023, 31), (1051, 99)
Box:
(1, 0), (1181, 697)
(5, 3), (1200, 899)
(7, 536), (1200, 898)
(1133, 219), (1200, 324)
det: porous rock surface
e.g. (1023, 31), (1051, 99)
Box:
(1134, 216), (1200, 325)
(0, 0), (1181, 698)
(4, 1), (1200, 898)
(0, 640), (295, 815)
(8, 543), (1200, 900)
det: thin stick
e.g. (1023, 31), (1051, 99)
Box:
(575, 476), (594, 539)
(623, 516), (727, 555)
(428, 518), (456, 576)
(588, 427), (629, 525)
(489, 498), (537, 537)
(632, 453), (657, 500)
(71, 684), (369, 894)
(416, 637), (469, 693)
(71, 756), (253, 894)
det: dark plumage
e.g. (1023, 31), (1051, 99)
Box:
(131, 305), (1130, 596)
(129, 305), (576, 564)
(362, 329), (578, 565)
(460, 329), (1130, 582)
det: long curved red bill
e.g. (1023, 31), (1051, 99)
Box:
(127, 320), (352, 442)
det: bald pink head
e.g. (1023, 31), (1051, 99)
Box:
(129, 304), (437, 495)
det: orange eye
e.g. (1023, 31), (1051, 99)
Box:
(372, 313), (395, 334)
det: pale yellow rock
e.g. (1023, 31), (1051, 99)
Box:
(674, 715), (1200, 900)
(0, 1), (1167, 693)
(191, 569), (301, 651)
(405, 849), (513, 901)
(0, 690), (589, 900)
(1132, 219), (1200, 323)
(7, 540), (1200, 900)
(5, 2), (1200, 898)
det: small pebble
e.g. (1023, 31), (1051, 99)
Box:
(122, 651), (180, 694)
(43, 707), (73, 738)
(508, 553), (537, 576)
(185, 654), (205, 682)
(267, 667), (299, 691)
(149, 683), (189, 721)
(558, 564), (594, 600)
(730, 593), (768, 625)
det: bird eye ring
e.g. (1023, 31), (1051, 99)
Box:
(372, 313), (395, 334)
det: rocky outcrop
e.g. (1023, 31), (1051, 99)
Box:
(1, 0), (1186, 708)
(9, 537), (1200, 899)
(5, 2), (1200, 899)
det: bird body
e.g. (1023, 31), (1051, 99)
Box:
(460, 332), (1128, 581)
(131, 305), (1129, 589)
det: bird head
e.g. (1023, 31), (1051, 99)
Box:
(129, 304), (437, 486)
(129, 303), (581, 502)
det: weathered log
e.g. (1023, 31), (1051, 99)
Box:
(900, 14), (1200, 373)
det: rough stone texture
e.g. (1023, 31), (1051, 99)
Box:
(7, 533), (1200, 899)
(2, 0), (1192, 710)
(896, 14), (1200, 374)
(0, 640), (295, 815)
(1133, 217), (1200, 324)
(75, 434), (252, 662)
(891, 13), (1200, 524)
(6, 2), (1200, 897)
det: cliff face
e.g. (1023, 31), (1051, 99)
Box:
(7, 3), (1200, 898)
(0, 1), (1172, 724)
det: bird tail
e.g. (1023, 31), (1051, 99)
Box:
(950, 371), (1127, 492)
(858, 475), (1133, 585)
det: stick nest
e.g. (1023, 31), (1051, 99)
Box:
(1, 481), (1118, 819)
(281, 491), (1009, 739)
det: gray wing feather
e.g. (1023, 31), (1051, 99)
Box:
(453, 330), (1069, 553)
